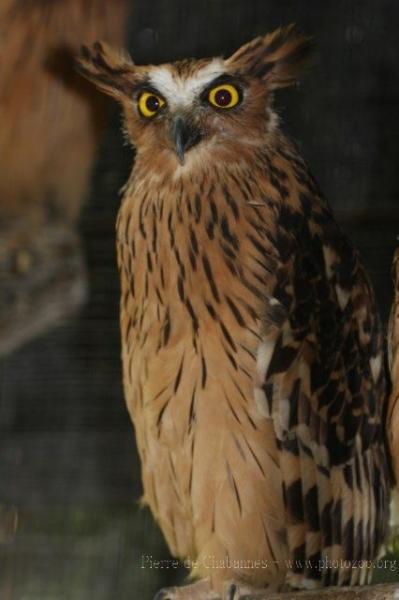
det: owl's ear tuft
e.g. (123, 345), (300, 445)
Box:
(76, 41), (135, 97)
(227, 25), (313, 90)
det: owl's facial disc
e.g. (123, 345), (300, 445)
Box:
(170, 115), (203, 165)
(78, 30), (313, 168)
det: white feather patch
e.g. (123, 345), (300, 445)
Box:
(322, 245), (336, 280)
(254, 387), (270, 418)
(149, 59), (225, 108)
(278, 397), (291, 432)
(256, 336), (276, 382)
(335, 284), (351, 311)
(370, 354), (382, 383)
(269, 297), (281, 307)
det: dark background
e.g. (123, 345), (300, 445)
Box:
(1, 1), (399, 598)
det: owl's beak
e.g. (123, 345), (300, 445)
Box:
(170, 116), (202, 165)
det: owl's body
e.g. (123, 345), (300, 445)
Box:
(79, 29), (390, 597)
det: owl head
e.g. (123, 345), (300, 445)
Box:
(77, 25), (312, 168)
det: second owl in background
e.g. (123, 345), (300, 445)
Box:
(0, 0), (127, 355)
(78, 26), (391, 600)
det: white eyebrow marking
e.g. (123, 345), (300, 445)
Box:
(148, 58), (225, 108)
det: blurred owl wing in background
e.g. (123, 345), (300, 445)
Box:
(0, 0), (127, 221)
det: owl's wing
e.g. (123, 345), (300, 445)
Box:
(255, 201), (389, 586)
(388, 248), (399, 483)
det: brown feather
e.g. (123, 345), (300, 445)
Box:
(227, 24), (314, 89)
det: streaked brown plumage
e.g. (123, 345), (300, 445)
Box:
(78, 26), (391, 599)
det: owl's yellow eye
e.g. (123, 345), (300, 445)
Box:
(208, 84), (240, 109)
(138, 91), (166, 118)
